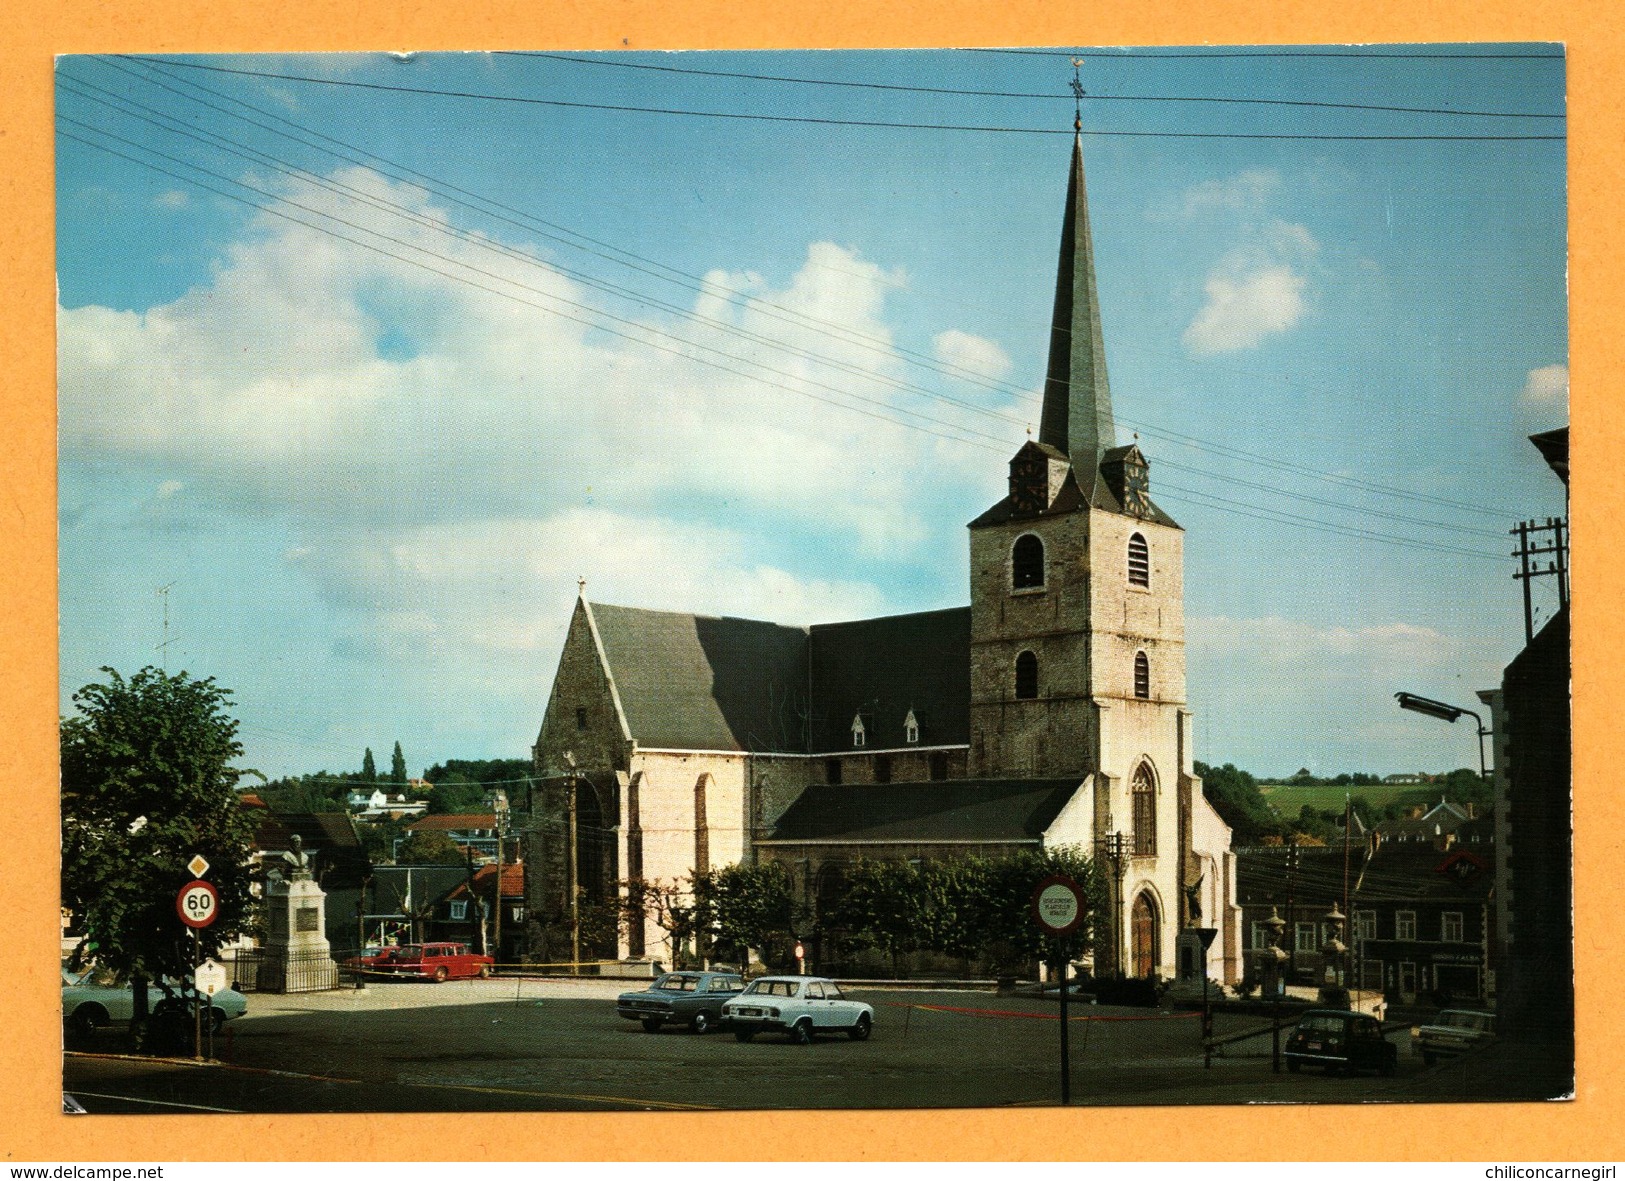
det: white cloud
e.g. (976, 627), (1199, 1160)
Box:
(1178, 169), (1280, 217)
(153, 190), (190, 211)
(59, 166), (989, 704)
(932, 329), (1011, 382)
(1521, 364), (1569, 406)
(1182, 266), (1309, 355)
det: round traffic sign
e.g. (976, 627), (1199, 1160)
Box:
(1030, 874), (1086, 936)
(176, 879), (219, 928)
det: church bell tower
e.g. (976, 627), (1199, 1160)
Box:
(966, 135), (1193, 974)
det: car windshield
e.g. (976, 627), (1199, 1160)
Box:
(1441, 1012), (1492, 1031)
(743, 980), (800, 998)
(1298, 1015), (1346, 1034)
(653, 975), (699, 992)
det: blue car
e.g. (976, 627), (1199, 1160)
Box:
(616, 971), (745, 1034)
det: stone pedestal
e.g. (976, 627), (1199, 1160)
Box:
(261, 876), (339, 992)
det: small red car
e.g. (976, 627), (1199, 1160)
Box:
(367, 942), (493, 982)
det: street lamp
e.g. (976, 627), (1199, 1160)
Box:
(1394, 692), (1491, 784)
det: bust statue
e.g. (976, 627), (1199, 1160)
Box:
(280, 834), (314, 880)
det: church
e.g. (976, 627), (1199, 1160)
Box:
(524, 134), (1241, 985)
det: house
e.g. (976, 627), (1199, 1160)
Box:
(435, 862), (526, 962)
(1236, 834), (1495, 1006)
(399, 812), (503, 861)
(524, 133), (1241, 984)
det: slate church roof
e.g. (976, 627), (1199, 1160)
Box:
(764, 779), (1082, 844)
(584, 600), (971, 755)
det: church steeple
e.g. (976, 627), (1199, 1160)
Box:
(1037, 133), (1115, 492)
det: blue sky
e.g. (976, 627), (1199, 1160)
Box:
(55, 47), (1568, 781)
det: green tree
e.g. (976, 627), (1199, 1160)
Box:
(390, 741), (408, 786)
(696, 863), (801, 963)
(361, 747), (377, 783)
(61, 667), (258, 1028)
(395, 829), (465, 865)
(1195, 761), (1282, 845)
(427, 778), (488, 815)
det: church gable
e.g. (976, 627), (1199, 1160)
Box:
(590, 603), (809, 752)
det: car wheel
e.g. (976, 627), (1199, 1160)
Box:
(70, 1004), (108, 1036)
(691, 1012), (712, 1035)
(1286, 1059), (1300, 1074)
(1380, 1056), (1397, 1078)
(792, 1019), (813, 1045)
(734, 1029), (754, 1042)
(848, 1014), (872, 1041)
(209, 1006), (229, 1034)
(478, 964), (491, 979)
(641, 1018), (663, 1033)
(433, 967), (448, 983)
(1422, 1051), (1436, 1066)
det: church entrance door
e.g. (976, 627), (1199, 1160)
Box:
(1131, 892), (1159, 978)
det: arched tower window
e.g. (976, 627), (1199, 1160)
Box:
(694, 774), (711, 874)
(1132, 761), (1157, 856)
(1128, 532), (1150, 587)
(1014, 650), (1039, 700)
(1134, 651), (1151, 699)
(1012, 534), (1045, 590)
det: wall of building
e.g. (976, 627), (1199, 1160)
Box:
(968, 508), (1100, 778)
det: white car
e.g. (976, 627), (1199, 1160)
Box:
(721, 975), (873, 1043)
(61, 967), (248, 1034)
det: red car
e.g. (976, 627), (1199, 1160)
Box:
(367, 942), (493, 982)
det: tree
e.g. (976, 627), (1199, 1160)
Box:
(61, 667), (258, 1029)
(427, 779), (488, 815)
(697, 863), (801, 963)
(361, 747), (377, 783)
(390, 741), (408, 786)
(395, 829), (465, 865)
(1195, 761), (1282, 845)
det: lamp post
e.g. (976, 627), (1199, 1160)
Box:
(492, 796), (509, 969)
(1394, 692), (1491, 784)
(563, 751), (581, 975)
(1263, 907), (1287, 1072)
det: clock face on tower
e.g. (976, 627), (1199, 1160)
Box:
(1123, 460), (1150, 517)
(1010, 454), (1047, 513)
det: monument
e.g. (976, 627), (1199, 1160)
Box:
(261, 835), (340, 992)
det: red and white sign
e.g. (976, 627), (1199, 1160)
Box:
(176, 879), (219, 928)
(1030, 875), (1086, 936)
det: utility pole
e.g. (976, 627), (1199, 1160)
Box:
(1284, 839), (1300, 985)
(492, 798), (508, 969)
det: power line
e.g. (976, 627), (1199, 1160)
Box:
(93, 56), (1528, 529)
(118, 57), (1565, 142)
(59, 73), (1522, 560)
(500, 51), (1563, 119)
(961, 47), (1564, 61)
(63, 71), (1514, 550)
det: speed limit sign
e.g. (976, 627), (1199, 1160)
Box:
(176, 879), (219, 928)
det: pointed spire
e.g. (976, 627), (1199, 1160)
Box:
(1037, 133), (1116, 491)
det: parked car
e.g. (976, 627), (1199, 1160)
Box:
(720, 975), (873, 1044)
(617, 971), (745, 1033)
(366, 942), (493, 982)
(61, 967), (247, 1034)
(1415, 1009), (1496, 1064)
(1284, 1008), (1397, 1076)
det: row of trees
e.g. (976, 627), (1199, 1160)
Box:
(625, 847), (1107, 977)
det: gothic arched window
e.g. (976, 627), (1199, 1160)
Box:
(1134, 651), (1151, 699)
(1012, 534), (1045, 590)
(1128, 532), (1150, 588)
(1132, 762), (1157, 856)
(1015, 650), (1039, 700)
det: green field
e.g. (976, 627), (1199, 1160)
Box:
(1257, 782), (1438, 817)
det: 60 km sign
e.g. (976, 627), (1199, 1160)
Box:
(176, 880), (219, 929)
